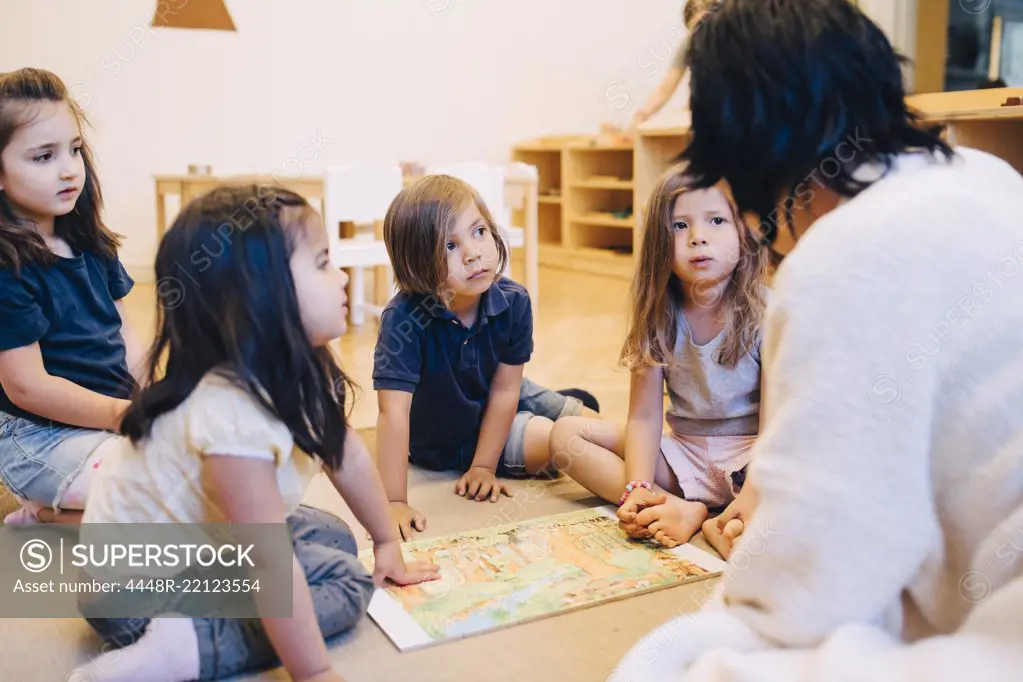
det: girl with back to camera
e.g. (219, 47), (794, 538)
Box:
(0, 67), (145, 525)
(74, 185), (438, 682)
(552, 164), (769, 550)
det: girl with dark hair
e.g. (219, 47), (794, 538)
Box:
(75, 185), (438, 682)
(618, 0), (1023, 679)
(0, 68), (145, 524)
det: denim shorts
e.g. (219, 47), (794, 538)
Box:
(0, 411), (119, 512)
(83, 505), (375, 680)
(414, 377), (582, 477)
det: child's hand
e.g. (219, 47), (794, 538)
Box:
(617, 487), (666, 539)
(455, 466), (512, 502)
(372, 540), (441, 587)
(390, 501), (426, 541)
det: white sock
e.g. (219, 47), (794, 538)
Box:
(4, 500), (42, 525)
(70, 617), (202, 682)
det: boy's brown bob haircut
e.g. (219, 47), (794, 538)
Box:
(383, 174), (509, 296)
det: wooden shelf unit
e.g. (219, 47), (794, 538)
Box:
(908, 88), (1023, 177)
(634, 115), (691, 256)
(513, 136), (636, 280)
(510, 90), (1023, 284)
(631, 91), (1023, 258)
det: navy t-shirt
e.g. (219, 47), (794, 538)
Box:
(0, 250), (136, 424)
(372, 278), (534, 470)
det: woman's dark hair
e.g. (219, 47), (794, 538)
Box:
(121, 184), (352, 471)
(679, 0), (954, 244)
(0, 68), (120, 272)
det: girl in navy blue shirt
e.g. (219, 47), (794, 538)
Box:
(0, 68), (143, 524)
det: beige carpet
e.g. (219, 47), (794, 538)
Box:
(0, 431), (719, 682)
(0, 483), (18, 518)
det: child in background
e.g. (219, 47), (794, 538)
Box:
(373, 175), (599, 540)
(73, 185), (438, 682)
(552, 164), (769, 548)
(0, 68), (144, 524)
(629, 0), (718, 130)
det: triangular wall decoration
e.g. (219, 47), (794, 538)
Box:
(152, 0), (236, 31)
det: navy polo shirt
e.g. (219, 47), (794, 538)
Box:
(372, 278), (534, 470)
(0, 250), (136, 424)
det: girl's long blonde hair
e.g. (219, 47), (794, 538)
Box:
(620, 163), (769, 371)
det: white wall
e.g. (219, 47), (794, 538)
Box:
(0, 0), (687, 278)
(857, 0), (918, 90)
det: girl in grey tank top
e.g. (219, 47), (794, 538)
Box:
(553, 165), (769, 552)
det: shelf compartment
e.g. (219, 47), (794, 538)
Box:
(565, 186), (633, 224)
(571, 213), (635, 229)
(571, 179), (634, 190)
(569, 222), (634, 254)
(538, 201), (562, 245)
(564, 148), (633, 187)
(511, 149), (562, 198)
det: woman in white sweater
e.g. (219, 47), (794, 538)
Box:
(615, 1), (1023, 680)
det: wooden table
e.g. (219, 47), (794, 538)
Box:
(153, 174), (327, 246)
(153, 173), (540, 313)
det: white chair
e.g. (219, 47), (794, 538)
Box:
(323, 164), (403, 326)
(425, 162), (539, 308)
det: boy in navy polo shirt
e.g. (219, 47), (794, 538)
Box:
(373, 175), (598, 540)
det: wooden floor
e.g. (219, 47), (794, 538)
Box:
(7, 266), (711, 682)
(123, 264), (635, 430)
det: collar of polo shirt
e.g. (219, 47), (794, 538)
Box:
(422, 280), (511, 328)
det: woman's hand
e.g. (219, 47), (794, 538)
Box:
(372, 540), (441, 587)
(702, 486), (759, 560)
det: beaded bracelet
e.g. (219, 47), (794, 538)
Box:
(618, 480), (653, 506)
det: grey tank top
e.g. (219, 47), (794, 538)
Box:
(663, 312), (762, 437)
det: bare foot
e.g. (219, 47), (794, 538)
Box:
(634, 496), (708, 548)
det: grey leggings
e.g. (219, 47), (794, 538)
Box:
(85, 505), (375, 680)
